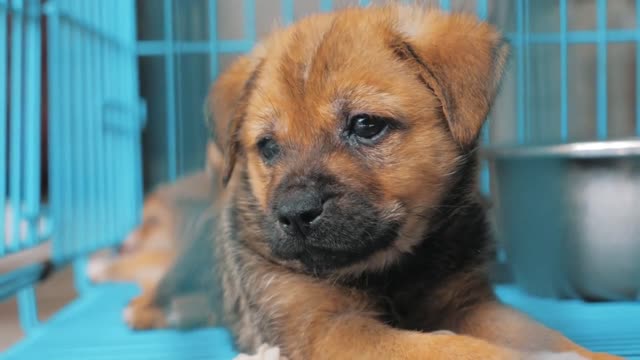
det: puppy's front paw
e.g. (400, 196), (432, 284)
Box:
(233, 344), (287, 360)
(166, 293), (217, 329)
(528, 350), (623, 360)
(123, 294), (167, 330)
(558, 347), (625, 360)
(584, 353), (625, 360)
(87, 256), (113, 283)
(526, 351), (587, 360)
(431, 330), (456, 336)
(532, 352), (623, 360)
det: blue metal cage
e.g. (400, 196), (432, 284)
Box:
(1, 0), (640, 359)
(1, 0), (142, 334)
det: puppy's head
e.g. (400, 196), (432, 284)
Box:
(208, 6), (508, 275)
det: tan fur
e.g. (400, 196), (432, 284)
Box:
(87, 193), (176, 289)
(127, 5), (619, 360)
(88, 170), (215, 290)
(460, 302), (596, 356)
(124, 288), (168, 329)
(235, 259), (521, 360)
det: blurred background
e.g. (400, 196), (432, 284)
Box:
(138, 0), (640, 190)
(1, 0), (639, 358)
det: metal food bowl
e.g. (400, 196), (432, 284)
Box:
(484, 139), (640, 301)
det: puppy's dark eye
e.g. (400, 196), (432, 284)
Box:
(349, 114), (388, 140)
(257, 137), (280, 163)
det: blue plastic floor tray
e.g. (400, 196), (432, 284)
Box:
(2, 284), (639, 359)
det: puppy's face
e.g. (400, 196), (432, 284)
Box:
(210, 6), (507, 274)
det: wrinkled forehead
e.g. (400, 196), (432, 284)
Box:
(243, 11), (409, 144)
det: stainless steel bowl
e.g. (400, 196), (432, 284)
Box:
(483, 139), (640, 301)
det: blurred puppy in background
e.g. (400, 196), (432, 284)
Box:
(87, 170), (212, 289)
(88, 143), (223, 318)
(87, 190), (176, 290)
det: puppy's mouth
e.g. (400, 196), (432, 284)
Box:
(266, 199), (402, 274)
(294, 225), (400, 273)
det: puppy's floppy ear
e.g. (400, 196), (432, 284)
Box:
(396, 8), (509, 149)
(204, 55), (262, 185)
(204, 141), (223, 177)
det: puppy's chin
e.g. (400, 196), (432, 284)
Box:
(264, 198), (402, 275)
(270, 222), (401, 275)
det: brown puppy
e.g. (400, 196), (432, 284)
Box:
(87, 192), (176, 290)
(88, 167), (221, 329)
(87, 140), (223, 292)
(88, 167), (217, 291)
(127, 5), (620, 360)
(112, 146), (225, 329)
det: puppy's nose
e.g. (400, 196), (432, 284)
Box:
(276, 190), (324, 236)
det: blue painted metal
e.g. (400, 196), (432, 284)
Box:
(138, 39), (255, 55)
(439, 0), (450, 12)
(205, 39), (254, 53)
(209, 0), (220, 79)
(596, 0), (608, 140)
(62, 4), (75, 261)
(136, 30), (640, 57)
(113, 0), (123, 242)
(282, 0), (294, 25)
(54, 7), (131, 49)
(476, 0), (488, 20)
(496, 286), (640, 359)
(73, 257), (91, 295)
(44, 0), (62, 261)
(17, 286), (39, 332)
(130, 0), (145, 229)
(478, 0), (490, 195)
(101, 0), (115, 254)
(358, 0), (371, 6)
(55, 9), (69, 261)
(95, 1), (107, 255)
(163, 0), (177, 181)
(319, 0), (332, 12)
(80, 1), (93, 253)
(1, 284), (239, 360)
(243, 0), (256, 42)
(0, 264), (44, 301)
(524, 29), (640, 44)
(524, 0), (532, 143)
(42, 0), (140, 264)
(86, 2), (99, 252)
(0, 0), (8, 255)
(9, 0), (24, 253)
(24, 0), (42, 250)
(69, 0), (83, 256)
(516, 0), (526, 144)
(560, 0), (568, 141)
